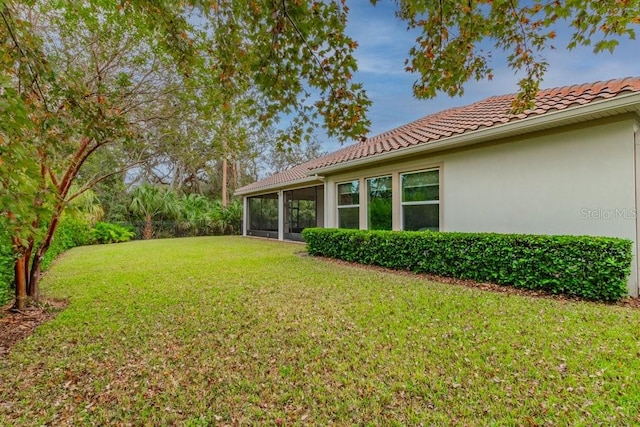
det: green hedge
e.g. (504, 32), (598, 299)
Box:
(0, 223), (14, 305)
(41, 217), (95, 270)
(301, 228), (634, 302)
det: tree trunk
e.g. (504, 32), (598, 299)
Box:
(228, 155), (237, 196)
(234, 160), (241, 190)
(143, 213), (153, 240)
(25, 242), (35, 298)
(13, 256), (27, 310)
(28, 254), (42, 302)
(222, 155), (228, 207)
(27, 211), (61, 301)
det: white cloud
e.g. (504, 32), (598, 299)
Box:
(356, 52), (406, 75)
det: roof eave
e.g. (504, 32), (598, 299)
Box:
(310, 92), (640, 176)
(235, 175), (323, 197)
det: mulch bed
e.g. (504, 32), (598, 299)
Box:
(0, 299), (68, 358)
(302, 253), (640, 309)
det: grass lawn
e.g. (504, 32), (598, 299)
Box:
(1, 236), (640, 425)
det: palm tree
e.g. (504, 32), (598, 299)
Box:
(130, 184), (181, 239)
(178, 193), (213, 235)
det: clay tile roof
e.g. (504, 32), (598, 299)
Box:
(235, 145), (354, 195)
(235, 161), (314, 195)
(237, 77), (640, 195)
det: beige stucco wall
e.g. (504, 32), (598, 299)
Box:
(324, 117), (639, 295)
(444, 120), (636, 235)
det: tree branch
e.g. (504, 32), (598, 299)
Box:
(0, 6), (50, 112)
(279, 0), (332, 84)
(65, 159), (147, 204)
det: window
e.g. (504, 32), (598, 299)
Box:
(367, 176), (392, 230)
(337, 180), (359, 229)
(401, 169), (439, 231)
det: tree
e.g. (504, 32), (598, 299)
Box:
(264, 136), (327, 176)
(382, 0), (640, 108)
(0, 1), (195, 307)
(130, 184), (181, 240)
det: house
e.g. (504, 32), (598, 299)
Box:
(235, 77), (640, 296)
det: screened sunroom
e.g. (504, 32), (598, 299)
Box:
(284, 186), (324, 241)
(243, 184), (324, 241)
(246, 193), (279, 239)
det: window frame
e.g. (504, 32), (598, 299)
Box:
(400, 168), (440, 231)
(366, 174), (393, 231)
(336, 179), (360, 229)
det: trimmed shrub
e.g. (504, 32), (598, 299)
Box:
(93, 222), (135, 244)
(42, 216), (95, 270)
(302, 228), (633, 302)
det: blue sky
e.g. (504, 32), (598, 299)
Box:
(320, 1), (640, 151)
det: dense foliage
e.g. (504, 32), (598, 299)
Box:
(0, 223), (14, 305)
(40, 218), (95, 272)
(92, 222), (136, 245)
(128, 186), (243, 239)
(302, 228), (634, 301)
